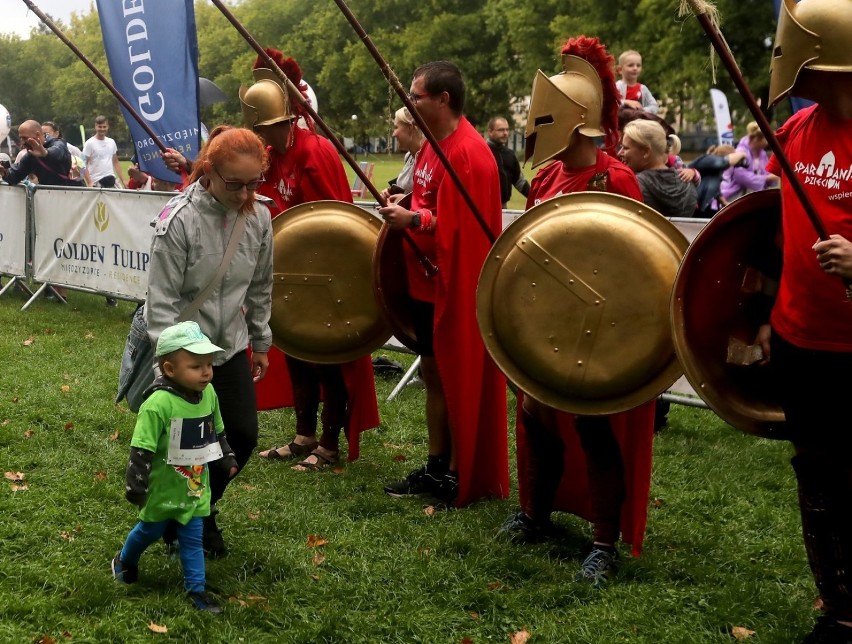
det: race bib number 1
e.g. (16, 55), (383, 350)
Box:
(167, 414), (223, 466)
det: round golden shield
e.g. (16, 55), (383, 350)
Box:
(477, 192), (688, 415)
(270, 200), (392, 363)
(671, 190), (786, 438)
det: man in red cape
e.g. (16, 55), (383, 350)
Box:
(241, 49), (379, 469)
(378, 61), (508, 507)
(499, 36), (656, 584)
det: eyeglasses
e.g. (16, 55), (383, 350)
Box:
(408, 91), (434, 104)
(213, 166), (263, 192)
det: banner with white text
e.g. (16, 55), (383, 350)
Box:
(96, 0), (200, 183)
(0, 185), (28, 277)
(31, 187), (171, 300)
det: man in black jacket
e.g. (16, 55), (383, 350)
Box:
(486, 116), (529, 207)
(0, 120), (75, 186)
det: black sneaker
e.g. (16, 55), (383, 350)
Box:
(384, 465), (441, 497)
(203, 513), (227, 558)
(575, 546), (619, 587)
(802, 616), (852, 644)
(433, 470), (459, 506)
(187, 591), (223, 614)
(105, 297), (118, 307)
(498, 511), (559, 544)
(111, 552), (138, 584)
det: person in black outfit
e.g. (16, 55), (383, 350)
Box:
(0, 120), (77, 187)
(688, 144), (747, 218)
(486, 116), (529, 207)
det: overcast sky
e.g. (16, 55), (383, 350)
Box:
(2, 0), (94, 38)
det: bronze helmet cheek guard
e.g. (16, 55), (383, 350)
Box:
(768, 0), (852, 107)
(524, 55), (606, 169)
(239, 68), (296, 129)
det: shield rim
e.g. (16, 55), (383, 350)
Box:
(477, 192), (688, 415)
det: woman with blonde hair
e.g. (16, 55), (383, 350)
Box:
(145, 125), (274, 557)
(619, 119), (697, 218)
(381, 106), (424, 199)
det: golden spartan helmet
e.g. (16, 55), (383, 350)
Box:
(239, 68), (295, 130)
(768, 0), (852, 107)
(524, 55), (605, 169)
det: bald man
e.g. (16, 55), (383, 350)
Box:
(0, 120), (76, 186)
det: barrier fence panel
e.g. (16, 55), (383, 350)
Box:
(0, 185), (29, 280)
(31, 187), (172, 303)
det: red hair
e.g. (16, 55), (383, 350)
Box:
(560, 36), (620, 152)
(189, 125), (269, 214)
(254, 48), (313, 129)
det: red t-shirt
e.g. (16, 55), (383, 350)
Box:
(528, 149), (643, 206)
(258, 126), (352, 212)
(767, 105), (852, 352)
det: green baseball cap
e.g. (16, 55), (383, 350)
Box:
(156, 321), (223, 357)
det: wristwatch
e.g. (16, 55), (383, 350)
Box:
(410, 211), (421, 228)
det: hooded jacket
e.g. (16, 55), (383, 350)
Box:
(637, 167), (697, 218)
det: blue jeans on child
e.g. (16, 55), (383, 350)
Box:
(120, 517), (205, 593)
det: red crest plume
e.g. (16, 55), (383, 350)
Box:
(560, 36), (620, 151)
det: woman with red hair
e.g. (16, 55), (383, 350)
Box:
(145, 125), (274, 557)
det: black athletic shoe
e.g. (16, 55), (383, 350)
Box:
(203, 513), (227, 558)
(111, 552), (138, 584)
(575, 546), (619, 587)
(384, 465), (441, 497)
(433, 470), (458, 505)
(498, 511), (559, 544)
(187, 591), (223, 614)
(802, 616), (852, 644)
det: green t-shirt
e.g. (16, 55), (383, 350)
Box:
(130, 384), (225, 524)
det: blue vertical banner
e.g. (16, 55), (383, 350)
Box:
(96, 0), (200, 182)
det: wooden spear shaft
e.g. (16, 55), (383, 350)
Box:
(331, 0), (498, 245)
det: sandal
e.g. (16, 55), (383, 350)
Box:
(293, 449), (339, 471)
(259, 440), (318, 460)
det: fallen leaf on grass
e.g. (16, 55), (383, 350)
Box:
(307, 534), (329, 548)
(23, 337), (35, 347)
(424, 505), (436, 517)
(240, 483), (255, 491)
(147, 622), (168, 634)
(84, 332), (95, 340)
(64, 422), (74, 431)
(247, 511), (260, 521)
(460, 638), (474, 644)
(35, 636), (56, 644)
(1, 419), (9, 426)
(12, 396), (19, 403)
(59, 531), (75, 541)
(4, 471), (25, 483)
(469, 612), (479, 620)
(247, 594), (267, 602)
(228, 597), (248, 607)
(11, 484), (29, 491)
(62, 631), (73, 639)
(332, 467), (345, 475)
(60, 385), (71, 393)
(732, 626), (756, 639)
(486, 581), (504, 592)
(653, 497), (664, 509)
(23, 429), (35, 438)
(510, 629), (531, 644)
(313, 552), (326, 566)
(418, 548), (431, 557)
(108, 431), (119, 441)
(94, 471), (107, 481)
(310, 574), (321, 581)
(393, 454), (407, 462)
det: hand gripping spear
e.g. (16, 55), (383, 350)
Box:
(331, 0), (498, 245)
(208, 0), (437, 277)
(20, 0), (169, 157)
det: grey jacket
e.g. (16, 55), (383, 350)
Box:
(637, 168), (697, 218)
(616, 80), (659, 114)
(145, 181), (273, 364)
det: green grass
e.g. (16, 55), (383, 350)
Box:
(0, 288), (816, 643)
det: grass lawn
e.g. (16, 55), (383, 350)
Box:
(0, 288), (816, 643)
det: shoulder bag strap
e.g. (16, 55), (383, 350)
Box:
(177, 213), (248, 322)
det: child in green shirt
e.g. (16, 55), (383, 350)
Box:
(111, 321), (238, 614)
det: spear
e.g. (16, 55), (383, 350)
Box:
(20, 0), (169, 156)
(330, 0), (498, 245)
(678, 0), (829, 241)
(209, 0), (437, 276)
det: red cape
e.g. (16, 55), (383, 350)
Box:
(425, 118), (509, 506)
(253, 127), (379, 460)
(515, 396), (655, 557)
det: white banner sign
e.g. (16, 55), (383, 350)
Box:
(710, 88), (734, 146)
(0, 185), (28, 277)
(31, 188), (172, 300)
